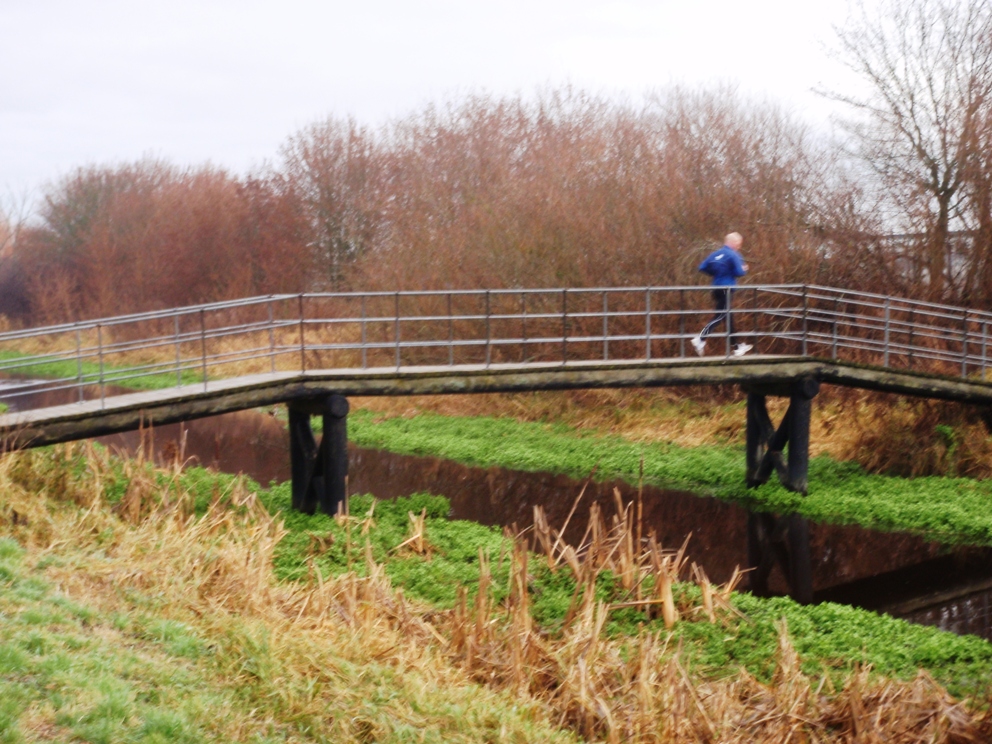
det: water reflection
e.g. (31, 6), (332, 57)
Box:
(905, 591), (992, 638)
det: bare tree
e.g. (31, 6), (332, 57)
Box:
(0, 191), (32, 263)
(827, 0), (992, 302)
(280, 119), (381, 291)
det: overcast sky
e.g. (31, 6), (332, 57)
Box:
(1, 0), (866, 203)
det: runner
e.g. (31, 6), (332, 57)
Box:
(691, 232), (752, 357)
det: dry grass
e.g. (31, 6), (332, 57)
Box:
(449, 490), (990, 743)
(354, 387), (758, 448)
(1, 445), (989, 742)
(0, 444), (573, 742)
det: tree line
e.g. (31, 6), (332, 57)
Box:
(2, 0), (991, 324)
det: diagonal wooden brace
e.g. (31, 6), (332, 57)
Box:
(747, 378), (818, 494)
(747, 395), (787, 487)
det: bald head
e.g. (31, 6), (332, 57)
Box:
(725, 232), (743, 250)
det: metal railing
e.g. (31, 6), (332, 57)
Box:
(0, 284), (989, 412)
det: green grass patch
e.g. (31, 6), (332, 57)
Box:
(347, 410), (992, 546)
(0, 540), (224, 743)
(261, 487), (992, 700)
(0, 505), (575, 743)
(0, 349), (204, 391)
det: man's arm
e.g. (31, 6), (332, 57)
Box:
(733, 252), (748, 277)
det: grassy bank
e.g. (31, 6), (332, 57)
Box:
(347, 410), (992, 546)
(0, 445), (990, 741)
(0, 446), (576, 743)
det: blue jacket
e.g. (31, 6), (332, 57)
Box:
(698, 245), (747, 287)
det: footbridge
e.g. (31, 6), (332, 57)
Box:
(2, 284), (991, 603)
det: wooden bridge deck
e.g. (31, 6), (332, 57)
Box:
(5, 354), (992, 448)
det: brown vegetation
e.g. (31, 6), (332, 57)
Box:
(5, 162), (311, 322)
(5, 86), (832, 325)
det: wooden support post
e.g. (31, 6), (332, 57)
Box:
(289, 406), (318, 514)
(746, 393), (775, 487)
(288, 394), (350, 516)
(743, 377), (818, 604)
(745, 394), (764, 488)
(786, 377), (817, 495)
(321, 395), (349, 515)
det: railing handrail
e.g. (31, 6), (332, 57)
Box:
(0, 284), (810, 342)
(1, 283), (990, 412)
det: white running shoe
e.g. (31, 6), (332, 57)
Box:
(733, 343), (753, 357)
(690, 336), (706, 356)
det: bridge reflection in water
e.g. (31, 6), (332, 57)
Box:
(2, 284), (992, 607)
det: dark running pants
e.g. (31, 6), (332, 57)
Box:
(699, 288), (740, 346)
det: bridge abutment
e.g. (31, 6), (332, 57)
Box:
(743, 377), (819, 604)
(288, 394), (349, 515)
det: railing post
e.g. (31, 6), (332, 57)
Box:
(801, 285), (809, 357)
(267, 299), (276, 374)
(174, 315), (183, 387)
(561, 289), (568, 364)
(394, 292), (401, 369)
(752, 287), (758, 349)
(361, 295), (368, 369)
(831, 295), (839, 360)
(485, 290), (492, 368)
(645, 288), (652, 361)
(678, 289), (685, 358)
(75, 326), (84, 403)
(447, 293), (454, 366)
(602, 291), (609, 361)
(725, 289), (733, 357)
(908, 308), (915, 368)
(961, 309), (969, 378)
(520, 293), (527, 363)
(983, 320), (988, 380)
(200, 309), (208, 391)
(97, 323), (105, 409)
(298, 294), (306, 372)
(883, 297), (891, 368)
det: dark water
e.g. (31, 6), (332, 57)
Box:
(906, 590), (992, 637)
(3, 381), (991, 639)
